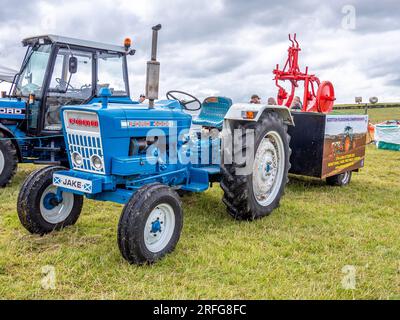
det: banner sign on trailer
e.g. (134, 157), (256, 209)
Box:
(322, 115), (368, 178)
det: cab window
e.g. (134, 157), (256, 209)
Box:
(44, 48), (93, 131)
(15, 44), (52, 97)
(97, 52), (127, 96)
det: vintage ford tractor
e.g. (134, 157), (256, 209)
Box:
(17, 25), (294, 264)
(0, 34), (136, 187)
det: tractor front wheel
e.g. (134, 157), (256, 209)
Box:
(0, 132), (18, 188)
(17, 166), (83, 234)
(118, 183), (183, 264)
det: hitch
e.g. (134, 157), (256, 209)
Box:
(146, 24), (162, 109)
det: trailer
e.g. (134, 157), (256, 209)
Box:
(288, 112), (368, 185)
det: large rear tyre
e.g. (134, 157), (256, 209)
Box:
(17, 166), (83, 235)
(221, 112), (291, 220)
(326, 171), (352, 186)
(0, 132), (18, 188)
(118, 183), (183, 265)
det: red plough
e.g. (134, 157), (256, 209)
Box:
(273, 34), (335, 113)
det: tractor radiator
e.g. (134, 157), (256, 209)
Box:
(63, 110), (105, 175)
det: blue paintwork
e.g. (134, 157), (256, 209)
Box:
(192, 97), (232, 129)
(0, 98), (26, 120)
(90, 96), (137, 105)
(0, 95), (135, 165)
(151, 219), (162, 233)
(43, 192), (57, 210)
(48, 90), (236, 205)
(51, 93), (233, 205)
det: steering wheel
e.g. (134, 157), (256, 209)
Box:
(80, 84), (92, 90)
(55, 78), (75, 91)
(166, 90), (202, 111)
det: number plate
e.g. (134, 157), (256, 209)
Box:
(53, 173), (93, 193)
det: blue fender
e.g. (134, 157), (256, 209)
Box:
(0, 123), (22, 161)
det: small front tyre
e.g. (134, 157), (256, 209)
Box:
(17, 166), (84, 234)
(118, 183), (183, 265)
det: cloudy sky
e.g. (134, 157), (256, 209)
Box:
(0, 0), (399, 103)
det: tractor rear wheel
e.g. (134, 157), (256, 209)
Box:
(0, 132), (18, 188)
(17, 166), (83, 235)
(326, 171), (352, 186)
(118, 183), (183, 264)
(221, 112), (291, 220)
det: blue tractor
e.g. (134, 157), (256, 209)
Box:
(17, 25), (294, 264)
(0, 34), (136, 187)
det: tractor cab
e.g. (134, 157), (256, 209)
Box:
(10, 35), (134, 134)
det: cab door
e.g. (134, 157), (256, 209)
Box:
(40, 46), (95, 133)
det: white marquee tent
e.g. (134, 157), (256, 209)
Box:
(0, 65), (17, 83)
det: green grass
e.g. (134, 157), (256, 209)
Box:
(332, 107), (400, 124)
(0, 108), (399, 300)
(335, 102), (400, 108)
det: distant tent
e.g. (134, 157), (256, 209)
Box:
(0, 65), (18, 83)
(375, 121), (400, 151)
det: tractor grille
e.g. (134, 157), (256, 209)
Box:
(64, 111), (105, 175)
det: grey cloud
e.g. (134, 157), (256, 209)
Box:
(0, 0), (399, 103)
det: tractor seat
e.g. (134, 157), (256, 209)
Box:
(192, 97), (233, 129)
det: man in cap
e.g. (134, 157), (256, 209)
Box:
(250, 94), (261, 104)
(139, 94), (146, 103)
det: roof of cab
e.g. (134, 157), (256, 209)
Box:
(22, 34), (126, 53)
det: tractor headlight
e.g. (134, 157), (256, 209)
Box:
(71, 152), (83, 167)
(91, 155), (103, 170)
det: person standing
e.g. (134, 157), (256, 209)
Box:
(250, 94), (261, 104)
(139, 94), (146, 103)
(291, 96), (303, 110)
(267, 97), (277, 105)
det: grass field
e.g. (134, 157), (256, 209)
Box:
(0, 110), (399, 300)
(333, 107), (400, 124)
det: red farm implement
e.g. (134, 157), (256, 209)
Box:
(273, 33), (336, 113)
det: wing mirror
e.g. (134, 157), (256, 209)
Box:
(69, 56), (78, 74)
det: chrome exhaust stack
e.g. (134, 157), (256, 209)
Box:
(146, 24), (162, 109)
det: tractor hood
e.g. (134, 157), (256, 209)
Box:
(0, 98), (26, 120)
(60, 100), (192, 175)
(61, 99), (191, 138)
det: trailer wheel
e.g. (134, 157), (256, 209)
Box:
(17, 166), (83, 235)
(221, 112), (291, 220)
(118, 183), (183, 264)
(326, 171), (352, 186)
(0, 132), (18, 188)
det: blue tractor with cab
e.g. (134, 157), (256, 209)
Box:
(17, 25), (294, 264)
(0, 34), (136, 187)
